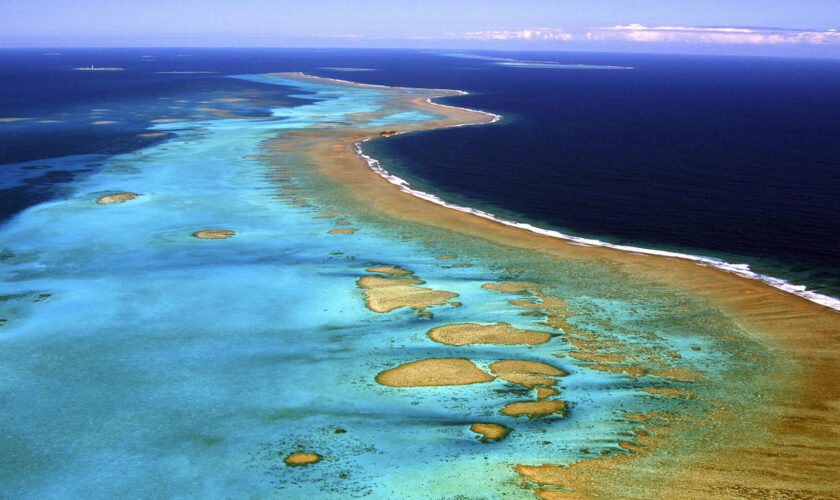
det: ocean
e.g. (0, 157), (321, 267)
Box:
(3, 48), (839, 302)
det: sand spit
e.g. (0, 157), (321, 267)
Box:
(328, 228), (359, 234)
(192, 230), (235, 239)
(376, 358), (494, 387)
(428, 322), (552, 346)
(97, 192), (138, 204)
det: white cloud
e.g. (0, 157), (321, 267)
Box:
(588, 24), (840, 45)
(458, 28), (573, 41)
(403, 28), (573, 42)
(316, 33), (365, 39)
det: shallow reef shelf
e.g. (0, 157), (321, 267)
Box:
(0, 73), (817, 498)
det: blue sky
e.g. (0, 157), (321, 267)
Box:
(1, 0), (839, 57)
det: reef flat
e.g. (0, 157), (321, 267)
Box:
(0, 71), (837, 499)
(273, 73), (840, 498)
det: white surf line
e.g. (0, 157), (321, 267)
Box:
(355, 138), (840, 312)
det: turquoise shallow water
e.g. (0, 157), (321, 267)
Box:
(0, 74), (781, 498)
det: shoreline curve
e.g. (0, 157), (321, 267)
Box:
(354, 137), (840, 312)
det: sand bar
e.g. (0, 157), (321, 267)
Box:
(192, 230), (235, 239)
(490, 360), (567, 387)
(376, 358), (494, 387)
(428, 322), (551, 346)
(357, 276), (458, 313)
(500, 400), (566, 417)
(471, 423), (511, 440)
(284, 453), (321, 466)
(365, 266), (413, 276)
(97, 192), (138, 204)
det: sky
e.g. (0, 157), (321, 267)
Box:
(1, 0), (839, 57)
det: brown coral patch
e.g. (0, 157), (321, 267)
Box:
(587, 364), (649, 377)
(568, 351), (627, 364)
(651, 369), (704, 381)
(642, 387), (696, 399)
(482, 281), (546, 294)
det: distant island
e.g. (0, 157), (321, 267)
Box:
(321, 67), (376, 71)
(73, 65), (124, 71)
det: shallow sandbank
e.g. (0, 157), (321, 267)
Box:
(365, 266), (413, 276)
(428, 322), (551, 346)
(97, 192), (138, 204)
(489, 360), (567, 387)
(376, 358), (494, 387)
(357, 275), (458, 314)
(192, 230), (235, 239)
(500, 400), (566, 417)
(470, 423), (511, 440)
(284, 453), (321, 466)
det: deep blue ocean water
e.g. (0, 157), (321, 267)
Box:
(2, 48), (839, 299)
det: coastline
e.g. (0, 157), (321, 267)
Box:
(268, 72), (840, 497)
